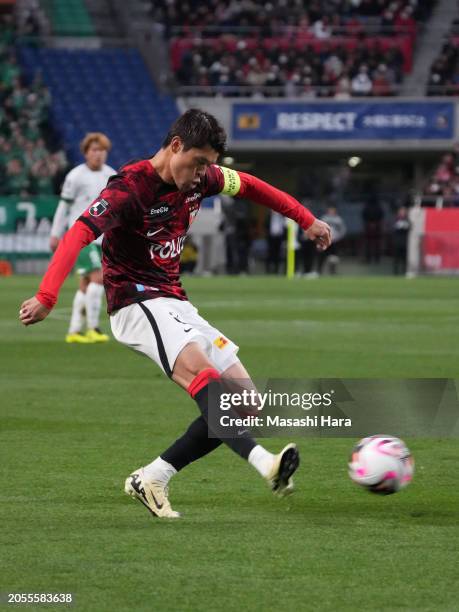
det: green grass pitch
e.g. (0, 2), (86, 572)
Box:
(1, 274), (458, 611)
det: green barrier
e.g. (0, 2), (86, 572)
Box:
(0, 195), (58, 232)
(49, 0), (95, 36)
(0, 195), (59, 262)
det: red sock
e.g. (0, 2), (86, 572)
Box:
(187, 368), (220, 398)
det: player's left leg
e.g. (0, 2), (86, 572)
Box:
(85, 268), (109, 342)
(66, 276), (91, 343)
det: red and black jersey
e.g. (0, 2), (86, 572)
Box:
(35, 159), (315, 313)
(77, 160), (226, 312)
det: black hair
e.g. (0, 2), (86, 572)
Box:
(162, 108), (227, 155)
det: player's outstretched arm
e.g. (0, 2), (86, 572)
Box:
(304, 218), (332, 252)
(19, 220), (96, 326)
(216, 167), (331, 251)
(19, 296), (51, 326)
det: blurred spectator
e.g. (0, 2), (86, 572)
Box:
(312, 16), (332, 40)
(0, 13), (67, 196)
(362, 194), (385, 263)
(5, 158), (30, 194)
(296, 230), (317, 276)
(334, 73), (352, 98)
(266, 211), (286, 274)
(220, 195), (252, 274)
(392, 206), (411, 274)
(15, 0), (50, 37)
(317, 206), (347, 274)
(426, 29), (459, 96)
(351, 64), (373, 96)
(181, 237), (199, 274)
(372, 63), (396, 96)
(421, 148), (459, 207)
(31, 158), (55, 195)
(1, 54), (20, 88)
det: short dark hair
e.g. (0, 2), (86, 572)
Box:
(162, 109), (227, 155)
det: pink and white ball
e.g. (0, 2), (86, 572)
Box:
(349, 435), (414, 495)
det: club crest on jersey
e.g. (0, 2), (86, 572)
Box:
(89, 199), (109, 217)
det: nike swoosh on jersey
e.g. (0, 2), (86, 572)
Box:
(147, 228), (163, 237)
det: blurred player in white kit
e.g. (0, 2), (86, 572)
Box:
(50, 132), (116, 343)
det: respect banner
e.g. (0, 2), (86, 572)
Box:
(232, 101), (455, 141)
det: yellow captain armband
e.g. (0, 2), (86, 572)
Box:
(218, 166), (241, 196)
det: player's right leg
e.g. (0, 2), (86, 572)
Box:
(123, 341), (298, 518)
(111, 298), (299, 517)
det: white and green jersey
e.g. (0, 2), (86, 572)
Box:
(50, 162), (116, 243)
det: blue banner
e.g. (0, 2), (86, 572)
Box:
(232, 102), (455, 141)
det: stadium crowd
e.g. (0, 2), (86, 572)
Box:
(172, 38), (406, 97)
(150, 0), (434, 36)
(422, 146), (459, 206)
(155, 0), (435, 96)
(0, 13), (67, 196)
(426, 20), (459, 96)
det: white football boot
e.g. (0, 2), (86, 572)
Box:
(266, 443), (300, 497)
(124, 467), (180, 518)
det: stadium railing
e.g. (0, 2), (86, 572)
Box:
(414, 195), (459, 208)
(167, 24), (419, 37)
(174, 84), (403, 97)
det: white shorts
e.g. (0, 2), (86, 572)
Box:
(110, 297), (240, 377)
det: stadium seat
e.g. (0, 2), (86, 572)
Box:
(17, 47), (179, 169)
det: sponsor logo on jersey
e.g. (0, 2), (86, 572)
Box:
(135, 283), (159, 292)
(214, 336), (229, 349)
(89, 198), (109, 217)
(150, 204), (170, 217)
(149, 236), (186, 261)
(185, 192), (201, 203)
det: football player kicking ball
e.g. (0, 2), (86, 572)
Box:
(20, 110), (331, 518)
(50, 132), (116, 343)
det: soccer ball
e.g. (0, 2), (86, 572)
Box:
(348, 435), (414, 495)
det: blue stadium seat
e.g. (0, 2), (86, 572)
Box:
(17, 46), (179, 169)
